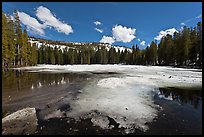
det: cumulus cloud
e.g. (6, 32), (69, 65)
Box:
(95, 28), (103, 33)
(100, 36), (115, 44)
(112, 25), (136, 43)
(36, 6), (73, 35)
(154, 28), (178, 41)
(137, 38), (141, 42)
(94, 21), (102, 25)
(140, 41), (146, 46)
(17, 11), (45, 35)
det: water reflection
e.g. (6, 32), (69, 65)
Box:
(2, 69), (89, 92)
(157, 87), (202, 109)
(2, 69), (92, 107)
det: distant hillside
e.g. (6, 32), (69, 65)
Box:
(28, 37), (132, 53)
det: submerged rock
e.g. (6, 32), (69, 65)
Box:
(2, 107), (38, 135)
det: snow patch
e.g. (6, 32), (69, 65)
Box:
(65, 81), (159, 133)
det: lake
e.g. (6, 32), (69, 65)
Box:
(2, 65), (202, 135)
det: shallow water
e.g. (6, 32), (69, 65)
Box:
(2, 69), (202, 135)
(2, 70), (92, 113)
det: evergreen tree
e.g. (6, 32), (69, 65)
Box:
(50, 48), (55, 65)
(2, 12), (9, 67)
(182, 27), (191, 65)
(38, 45), (44, 64)
(54, 46), (58, 64)
(14, 10), (23, 66)
(135, 44), (139, 64)
(108, 47), (117, 64)
(124, 49), (130, 64)
(131, 45), (135, 65)
(22, 28), (28, 66)
(189, 27), (197, 64)
(58, 49), (63, 65)
(196, 22), (202, 67)
(31, 43), (38, 66)
(149, 41), (157, 65)
(7, 15), (16, 67)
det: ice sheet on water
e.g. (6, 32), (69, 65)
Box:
(65, 79), (160, 133)
(12, 64), (202, 88)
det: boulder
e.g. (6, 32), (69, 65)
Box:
(2, 107), (38, 135)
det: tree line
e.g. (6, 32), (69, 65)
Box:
(2, 11), (202, 68)
(2, 11), (38, 68)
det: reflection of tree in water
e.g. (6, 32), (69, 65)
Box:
(2, 70), (90, 92)
(159, 87), (202, 109)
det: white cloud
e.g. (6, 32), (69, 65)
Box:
(140, 41), (146, 46)
(36, 6), (73, 35)
(95, 28), (103, 33)
(196, 14), (202, 19)
(147, 44), (150, 47)
(154, 28), (178, 41)
(94, 21), (102, 25)
(112, 25), (136, 43)
(100, 36), (115, 44)
(181, 22), (185, 26)
(137, 38), (141, 42)
(17, 11), (45, 35)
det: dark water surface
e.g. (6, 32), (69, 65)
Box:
(2, 70), (92, 113)
(2, 70), (202, 135)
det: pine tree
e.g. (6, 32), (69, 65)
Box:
(50, 48), (55, 65)
(131, 45), (135, 65)
(7, 15), (16, 67)
(149, 41), (157, 65)
(189, 27), (197, 64)
(108, 47), (117, 64)
(58, 49), (63, 65)
(182, 26), (191, 65)
(31, 43), (38, 66)
(135, 44), (139, 64)
(87, 46), (91, 64)
(173, 31), (182, 66)
(69, 48), (75, 65)
(145, 46), (150, 65)
(2, 12), (9, 68)
(124, 49), (130, 64)
(196, 22), (202, 67)
(63, 47), (68, 64)
(54, 47), (58, 64)
(44, 46), (49, 64)
(165, 34), (174, 65)
(101, 46), (108, 64)
(14, 10), (23, 66)
(38, 45), (44, 64)
(22, 28), (28, 66)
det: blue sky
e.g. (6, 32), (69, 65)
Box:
(2, 2), (202, 49)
